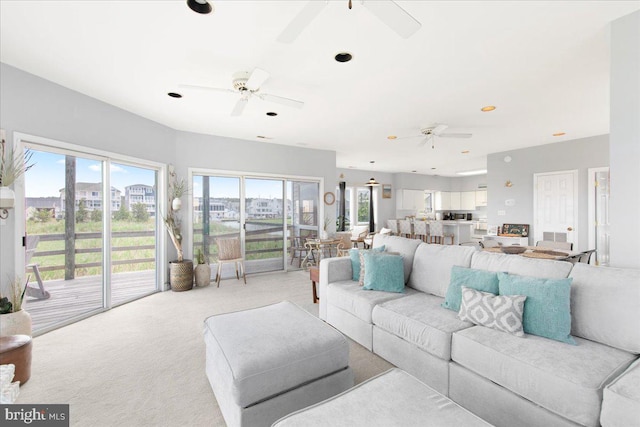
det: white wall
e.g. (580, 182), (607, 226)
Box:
(610, 10), (640, 268)
(487, 135), (609, 249)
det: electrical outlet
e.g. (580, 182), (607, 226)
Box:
(497, 210), (506, 216)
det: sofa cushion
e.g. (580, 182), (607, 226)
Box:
(458, 287), (526, 337)
(362, 252), (405, 293)
(371, 234), (422, 283)
(349, 246), (385, 282)
(442, 266), (500, 312)
(498, 272), (575, 345)
(326, 281), (416, 324)
(408, 244), (475, 297)
(452, 326), (637, 427)
(569, 263), (640, 354)
(470, 251), (572, 279)
(372, 293), (473, 360)
(601, 357), (640, 427)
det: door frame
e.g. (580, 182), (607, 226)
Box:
(13, 132), (167, 316)
(187, 168), (324, 272)
(588, 167), (609, 264)
(532, 169), (579, 249)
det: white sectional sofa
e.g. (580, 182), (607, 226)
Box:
(318, 234), (640, 427)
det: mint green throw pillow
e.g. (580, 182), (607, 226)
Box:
(362, 252), (405, 293)
(498, 272), (575, 345)
(442, 266), (500, 312)
(349, 246), (385, 281)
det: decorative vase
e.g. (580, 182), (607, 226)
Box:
(0, 186), (16, 209)
(171, 197), (182, 211)
(321, 230), (329, 240)
(0, 309), (32, 337)
(169, 260), (193, 291)
(194, 264), (211, 287)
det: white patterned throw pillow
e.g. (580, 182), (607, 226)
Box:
(458, 286), (527, 337)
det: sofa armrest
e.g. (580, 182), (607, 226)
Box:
(318, 257), (353, 320)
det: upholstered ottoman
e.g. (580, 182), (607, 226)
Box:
(272, 368), (492, 427)
(203, 301), (354, 427)
(601, 358), (640, 426)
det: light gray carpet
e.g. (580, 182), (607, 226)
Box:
(17, 270), (393, 426)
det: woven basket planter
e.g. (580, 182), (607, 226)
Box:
(170, 260), (193, 292)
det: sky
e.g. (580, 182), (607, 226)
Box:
(25, 149), (317, 200)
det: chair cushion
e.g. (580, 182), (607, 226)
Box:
(203, 301), (349, 408)
(451, 326), (637, 427)
(371, 234), (422, 283)
(569, 263), (640, 354)
(408, 244), (476, 297)
(372, 293), (473, 361)
(601, 357), (640, 427)
(327, 281), (415, 324)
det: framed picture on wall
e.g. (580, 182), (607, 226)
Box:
(382, 184), (392, 199)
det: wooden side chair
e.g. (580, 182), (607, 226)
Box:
(290, 236), (310, 267)
(215, 237), (246, 287)
(25, 235), (51, 300)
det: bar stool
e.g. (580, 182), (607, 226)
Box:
(413, 221), (428, 242)
(428, 221), (454, 245)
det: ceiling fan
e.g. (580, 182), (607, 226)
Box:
(396, 124), (472, 149)
(277, 0), (421, 43)
(179, 68), (304, 117)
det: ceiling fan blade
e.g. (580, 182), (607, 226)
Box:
(363, 0), (421, 39)
(431, 124), (449, 135)
(245, 68), (270, 91)
(277, 0), (328, 43)
(178, 84), (235, 95)
(259, 93), (304, 109)
(439, 133), (473, 139)
(417, 137), (429, 147)
(231, 98), (249, 116)
(394, 134), (422, 140)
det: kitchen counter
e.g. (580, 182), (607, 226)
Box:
(412, 220), (474, 244)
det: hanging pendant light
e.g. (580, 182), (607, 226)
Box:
(187, 0), (213, 14)
(364, 177), (380, 187)
(364, 178), (379, 233)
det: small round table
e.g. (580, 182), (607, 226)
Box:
(0, 334), (33, 385)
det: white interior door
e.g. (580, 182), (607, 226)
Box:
(533, 170), (579, 248)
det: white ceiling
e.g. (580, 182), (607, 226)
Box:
(1, 1), (638, 176)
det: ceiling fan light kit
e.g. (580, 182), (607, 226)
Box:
(187, 0), (213, 15)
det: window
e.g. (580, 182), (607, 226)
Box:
(425, 191), (434, 213)
(357, 188), (370, 224)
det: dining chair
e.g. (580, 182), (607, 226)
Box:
(215, 237), (247, 287)
(290, 236), (310, 267)
(566, 249), (596, 265)
(350, 226), (369, 248)
(335, 232), (352, 256)
(398, 219), (413, 239)
(413, 221), (428, 242)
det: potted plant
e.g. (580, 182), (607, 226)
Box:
(0, 133), (34, 213)
(163, 168), (193, 291)
(0, 277), (31, 337)
(194, 249), (211, 287)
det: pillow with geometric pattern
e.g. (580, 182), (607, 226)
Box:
(458, 287), (527, 337)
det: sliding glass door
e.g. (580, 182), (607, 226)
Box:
(192, 173), (320, 274)
(22, 143), (161, 333)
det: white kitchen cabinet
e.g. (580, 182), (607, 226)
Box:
(435, 191), (451, 210)
(475, 190), (487, 207)
(397, 189), (425, 211)
(450, 192), (461, 210)
(461, 191), (476, 210)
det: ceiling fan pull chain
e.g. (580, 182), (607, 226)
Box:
(348, 0), (352, 10)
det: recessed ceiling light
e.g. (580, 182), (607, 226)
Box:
(553, 132), (566, 136)
(348, 166), (356, 169)
(335, 52), (353, 63)
(431, 167), (436, 170)
(370, 160), (375, 164)
(256, 135), (272, 139)
(457, 169), (488, 176)
(481, 105), (496, 112)
(411, 170), (417, 173)
(387, 135), (397, 140)
(167, 92), (182, 98)
(187, 0), (213, 14)
(266, 112), (278, 117)
(461, 150), (470, 154)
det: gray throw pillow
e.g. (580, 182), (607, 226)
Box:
(458, 287), (527, 337)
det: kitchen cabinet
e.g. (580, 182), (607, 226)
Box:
(475, 190), (487, 207)
(461, 191), (476, 210)
(435, 191), (451, 210)
(397, 189), (425, 211)
(449, 192), (461, 210)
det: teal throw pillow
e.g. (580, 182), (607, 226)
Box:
(498, 272), (575, 345)
(442, 266), (500, 312)
(362, 252), (404, 293)
(349, 246), (385, 281)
